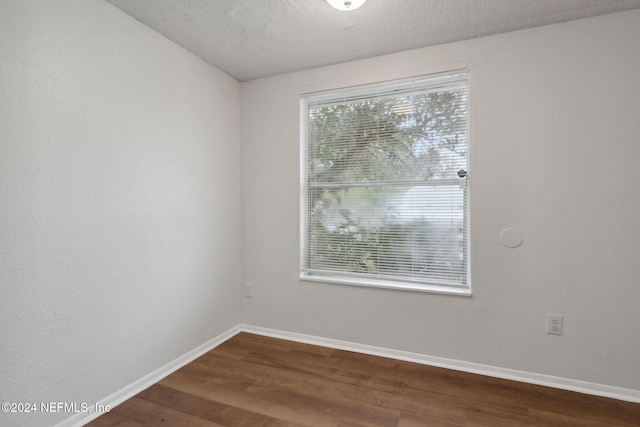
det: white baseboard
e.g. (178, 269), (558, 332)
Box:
(55, 325), (243, 427)
(57, 322), (640, 426)
(241, 324), (640, 404)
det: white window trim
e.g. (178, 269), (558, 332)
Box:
(300, 71), (471, 296)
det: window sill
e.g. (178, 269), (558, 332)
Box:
(300, 273), (471, 296)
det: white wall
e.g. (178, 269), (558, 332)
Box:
(2, 3), (639, 425)
(0, 1), (242, 426)
(242, 9), (640, 392)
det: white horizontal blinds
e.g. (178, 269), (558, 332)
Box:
(303, 72), (468, 288)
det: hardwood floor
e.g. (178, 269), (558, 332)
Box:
(87, 332), (640, 426)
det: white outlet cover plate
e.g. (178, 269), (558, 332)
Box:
(546, 313), (563, 335)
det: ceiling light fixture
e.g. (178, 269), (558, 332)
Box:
(326, 0), (367, 11)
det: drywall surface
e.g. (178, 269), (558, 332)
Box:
(241, 10), (640, 392)
(0, 1), (242, 425)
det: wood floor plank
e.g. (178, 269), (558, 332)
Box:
(86, 410), (145, 427)
(87, 332), (640, 426)
(397, 411), (463, 427)
(158, 368), (343, 426)
(193, 350), (398, 416)
(462, 409), (534, 427)
(529, 407), (638, 427)
(99, 397), (225, 426)
(137, 383), (297, 427)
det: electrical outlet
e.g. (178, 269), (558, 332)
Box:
(244, 283), (253, 298)
(546, 314), (563, 335)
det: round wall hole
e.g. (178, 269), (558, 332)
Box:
(500, 228), (523, 248)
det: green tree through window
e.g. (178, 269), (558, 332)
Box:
(301, 72), (469, 294)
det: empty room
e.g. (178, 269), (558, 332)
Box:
(1, 0), (639, 426)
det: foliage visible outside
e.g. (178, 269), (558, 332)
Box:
(304, 81), (468, 286)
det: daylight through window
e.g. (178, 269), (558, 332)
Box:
(301, 71), (470, 294)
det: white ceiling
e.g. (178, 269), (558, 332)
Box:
(106, 0), (640, 81)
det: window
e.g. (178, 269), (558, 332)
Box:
(300, 71), (470, 295)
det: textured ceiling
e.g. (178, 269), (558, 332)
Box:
(106, 0), (640, 81)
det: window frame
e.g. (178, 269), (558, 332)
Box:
(300, 71), (471, 296)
